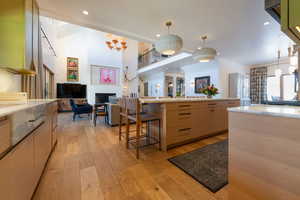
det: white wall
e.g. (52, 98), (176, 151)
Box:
(183, 59), (250, 98)
(144, 72), (165, 97)
(183, 61), (220, 97)
(122, 39), (139, 95)
(41, 17), (139, 104)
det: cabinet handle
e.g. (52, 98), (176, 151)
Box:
(178, 128), (192, 132)
(0, 116), (7, 122)
(178, 113), (191, 116)
(178, 105), (191, 108)
(208, 103), (217, 106)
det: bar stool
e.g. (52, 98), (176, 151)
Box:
(118, 97), (128, 141)
(125, 98), (161, 159)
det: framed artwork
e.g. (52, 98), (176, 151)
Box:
(91, 65), (120, 86)
(100, 68), (117, 84)
(67, 57), (79, 82)
(195, 76), (210, 93)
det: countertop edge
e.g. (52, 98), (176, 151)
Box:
(228, 106), (300, 119)
(140, 98), (240, 104)
(0, 99), (57, 117)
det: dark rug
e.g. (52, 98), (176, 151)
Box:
(168, 140), (228, 193)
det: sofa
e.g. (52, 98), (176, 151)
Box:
(106, 96), (123, 126)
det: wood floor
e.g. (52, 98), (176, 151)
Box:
(33, 113), (229, 200)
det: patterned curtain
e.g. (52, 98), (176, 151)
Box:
(250, 67), (268, 104)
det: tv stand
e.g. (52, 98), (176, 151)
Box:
(57, 98), (87, 112)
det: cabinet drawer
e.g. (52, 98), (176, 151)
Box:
(0, 117), (11, 154)
(166, 110), (192, 128)
(167, 127), (193, 144)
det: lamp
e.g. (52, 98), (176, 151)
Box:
(193, 36), (217, 62)
(154, 21), (183, 56)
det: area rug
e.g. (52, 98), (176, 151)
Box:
(168, 140), (228, 193)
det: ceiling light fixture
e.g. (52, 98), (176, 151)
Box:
(296, 26), (300, 33)
(156, 34), (161, 38)
(154, 21), (183, 56)
(82, 10), (89, 15)
(105, 34), (127, 51)
(264, 21), (270, 26)
(193, 36), (217, 62)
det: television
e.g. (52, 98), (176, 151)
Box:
(57, 83), (87, 98)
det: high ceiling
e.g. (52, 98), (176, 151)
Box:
(38, 0), (293, 66)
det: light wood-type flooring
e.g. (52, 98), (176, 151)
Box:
(33, 113), (229, 200)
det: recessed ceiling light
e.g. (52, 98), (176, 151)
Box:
(296, 26), (300, 33)
(197, 47), (202, 50)
(264, 21), (270, 26)
(156, 34), (161, 38)
(82, 10), (89, 15)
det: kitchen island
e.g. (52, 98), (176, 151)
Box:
(228, 105), (300, 200)
(141, 98), (240, 151)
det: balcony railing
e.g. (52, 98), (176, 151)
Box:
(138, 48), (169, 69)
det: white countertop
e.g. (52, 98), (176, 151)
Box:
(0, 99), (57, 117)
(228, 104), (300, 119)
(140, 97), (240, 104)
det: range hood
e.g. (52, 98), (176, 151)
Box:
(265, 0), (300, 45)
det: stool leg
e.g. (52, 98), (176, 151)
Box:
(158, 119), (161, 150)
(126, 118), (130, 149)
(119, 115), (122, 141)
(136, 121), (140, 159)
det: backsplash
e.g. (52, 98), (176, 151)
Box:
(0, 70), (21, 92)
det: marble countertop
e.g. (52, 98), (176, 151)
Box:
(140, 97), (240, 104)
(228, 104), (300, 119)
(0, 99), (57, 117)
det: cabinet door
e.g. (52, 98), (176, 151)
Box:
(34, 122), (52, 183)
(0, 153), (13, 200)
(290, 0), (300, 41)
(25, 0), (33, 71)
(11, 134), (35, 200)
(32, 0), (39, 72)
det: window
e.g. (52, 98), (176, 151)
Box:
(283, 74), (297, 100)
(267, 76), (280, 101)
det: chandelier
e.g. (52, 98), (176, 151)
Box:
(193, 36), (217, 63)
(154, 21), (183, 56)
(105, 34), (127, 51)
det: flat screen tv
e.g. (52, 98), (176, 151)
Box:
(57, 83), (87, 98)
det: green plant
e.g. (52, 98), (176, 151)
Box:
(200, 84), (219, 96)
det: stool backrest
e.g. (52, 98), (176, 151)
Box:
(118, 97), (127, 114)
(125, 98), (141, 120)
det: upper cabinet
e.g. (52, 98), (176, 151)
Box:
(0, 0), (40, 75)
(281, 0), (300, 45)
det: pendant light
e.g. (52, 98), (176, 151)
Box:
(154, 21), (183, 56)
(193, 36), (217, 62)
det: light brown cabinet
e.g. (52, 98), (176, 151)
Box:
(164, 100), (240, 148)
(0, 101), (58, 200)
(33, 121), (52, 184)
(0, 133), (36, 200)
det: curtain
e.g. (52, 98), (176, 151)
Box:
(250, 67), (268, 104)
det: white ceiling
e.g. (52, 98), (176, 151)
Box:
(38, 0), (294, 66)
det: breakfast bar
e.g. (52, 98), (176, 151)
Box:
(141, 98), (240, 151)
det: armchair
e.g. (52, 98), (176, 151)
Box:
(70, 99), (93, 121)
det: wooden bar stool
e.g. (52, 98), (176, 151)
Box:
(125, 98), (161, 159)
(118, 97), (128, 141)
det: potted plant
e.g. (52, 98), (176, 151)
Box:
(200, 84), (219, 98)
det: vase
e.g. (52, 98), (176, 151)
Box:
(207, 95), (213, 99)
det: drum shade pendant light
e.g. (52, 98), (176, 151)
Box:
(154, 21), (183, 56)
(193, 36), (217, 62)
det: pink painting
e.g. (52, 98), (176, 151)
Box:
(100, 68), (117, 84)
